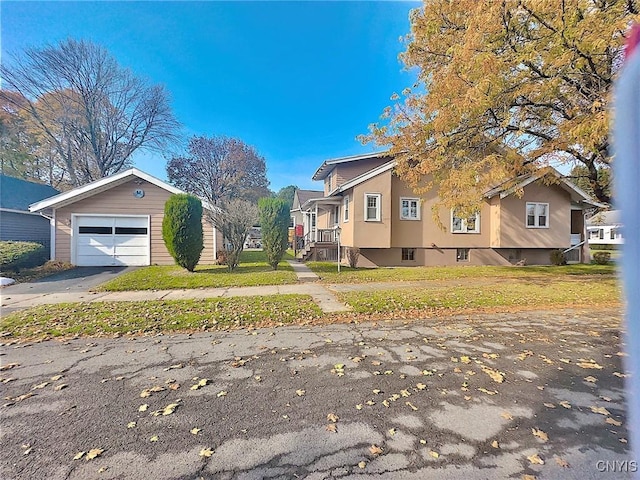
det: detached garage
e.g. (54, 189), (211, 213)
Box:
(29, 169), (220, 267)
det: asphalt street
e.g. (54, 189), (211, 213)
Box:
(0, 307), (632, 480)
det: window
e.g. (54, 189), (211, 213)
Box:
(599, 228), (605, 240)
(331, 205), (340, 225)
(400, 198), (420, 220)
(343, 196), (350, 222)
(365, 193), (381, 221)
(611, 228), (618, 240)
(451, 210), (480, 233)
(457, 248), (470, 262)
(115, 227), (148, 235)
(402, 248), (415, 261)
(79, 226), (112, 235)
(526, 202), (548, 228)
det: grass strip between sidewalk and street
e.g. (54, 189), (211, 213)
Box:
(308, 262), (616, 284)
(338, 278), (621, 313)
(0, 294), (322, 339)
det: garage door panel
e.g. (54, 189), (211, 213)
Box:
(115, 217), (148, 228)
(77, 216), (114, 227)
(112, 235), (148, 246)
(74, 215), (149, 267)
(76, 236), (115, 247)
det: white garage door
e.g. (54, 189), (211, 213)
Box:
(75, 216), (149, 266)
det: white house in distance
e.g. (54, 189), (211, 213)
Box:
(586, 210), (623, 246)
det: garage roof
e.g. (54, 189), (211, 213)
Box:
(29, 168), (194, 212)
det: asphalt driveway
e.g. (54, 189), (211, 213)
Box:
(0, 307), (632, 480)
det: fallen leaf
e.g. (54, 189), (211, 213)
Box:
(590, 406), (611, 416)
(478, 388), (498, 395)
(50, 375), (63, 381)
(501, 412), (513, 420)
(86, 448), (104, 460)
(296, 389), (306, 397)
(127, 421), (136, 428)
(191, 427), (201, 435)
(481, 366), (504, 383)
(543, 403), (556, 409)
(419, 439), (427, 444)
(138, 404), (149, 412)
(416, 383), (427, 390)
(406, 401), (418, 411)
(491, 440), (499, 449)
(355, 404), (363, 410)
(190, 379), (210, 391)
(460, 356), (471, 364)
(606, 418), (622, 426)
(199, 447), (214, 457)
(358, 461), (366, 469)
(54, 384), (68, 391)
(326, 424), (337, 433)
(150, 435), (158, 442)
(73, 451), (85, 460)
(327, 413), (339, 423)
(369, 445), (383, 455)
(388, 428), (396, 436)
(620, 438), (628, 443)
(555, 457), (570, 468)
(163, 363), (183, 371)
(522, 475), (537, 480)
(531, 428), (548, 442)
(584, 376), (598, 383)
(0, 363), (19, 371)
(429, 450), (440, 459)
(32, 382), (49, 390)
(577, 361), (603, 370)
(366, 400), (375, 406)
(559, 401), (572, 409)
(527, 453), (544, 465)
(613, 372), (628, 378)
(169, 383), (180, 391)
(217, 391), (227, 397)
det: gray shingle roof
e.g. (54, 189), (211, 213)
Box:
(0, 175), (60, 211)
(296, 189), (324, 205)
(586, 210), (621, 226)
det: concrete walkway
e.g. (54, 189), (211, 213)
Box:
(1, 262), (350, 315)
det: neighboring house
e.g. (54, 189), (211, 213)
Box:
(294, 152), (601, 266)
(586, 210), (623, 246)
(29, 168), (222, 267)
(0, 175), (60, 256)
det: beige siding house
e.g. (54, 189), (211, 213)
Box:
(293, 153), (600, 266)
(29, 169), (222, 267)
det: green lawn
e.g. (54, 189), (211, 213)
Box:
(307, 262), (616, 284)
(99, 250), (297, 291)
(339, 277), (621, 314)
(0, 295), (322, 339)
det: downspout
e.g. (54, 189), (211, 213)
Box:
(38, 210), (55, 260)
(213, 224), (218, 263)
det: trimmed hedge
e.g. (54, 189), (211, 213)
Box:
(162, 194), (204, 272)
(0, 241), (48, 272)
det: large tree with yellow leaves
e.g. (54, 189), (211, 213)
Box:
(365, 0), (637, 213)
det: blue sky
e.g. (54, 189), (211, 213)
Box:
(1, 1), (419, 192)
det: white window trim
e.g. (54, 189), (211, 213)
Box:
(400, 197), (421, 221)
(364, 193), (381, 222)
(526, 202), (549, 229)
(451, 210), (480, 234)
(343, 195), (350, 222)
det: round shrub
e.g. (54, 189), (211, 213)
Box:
(549, 249), (566, 266)
(592, 251), (611, 265)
